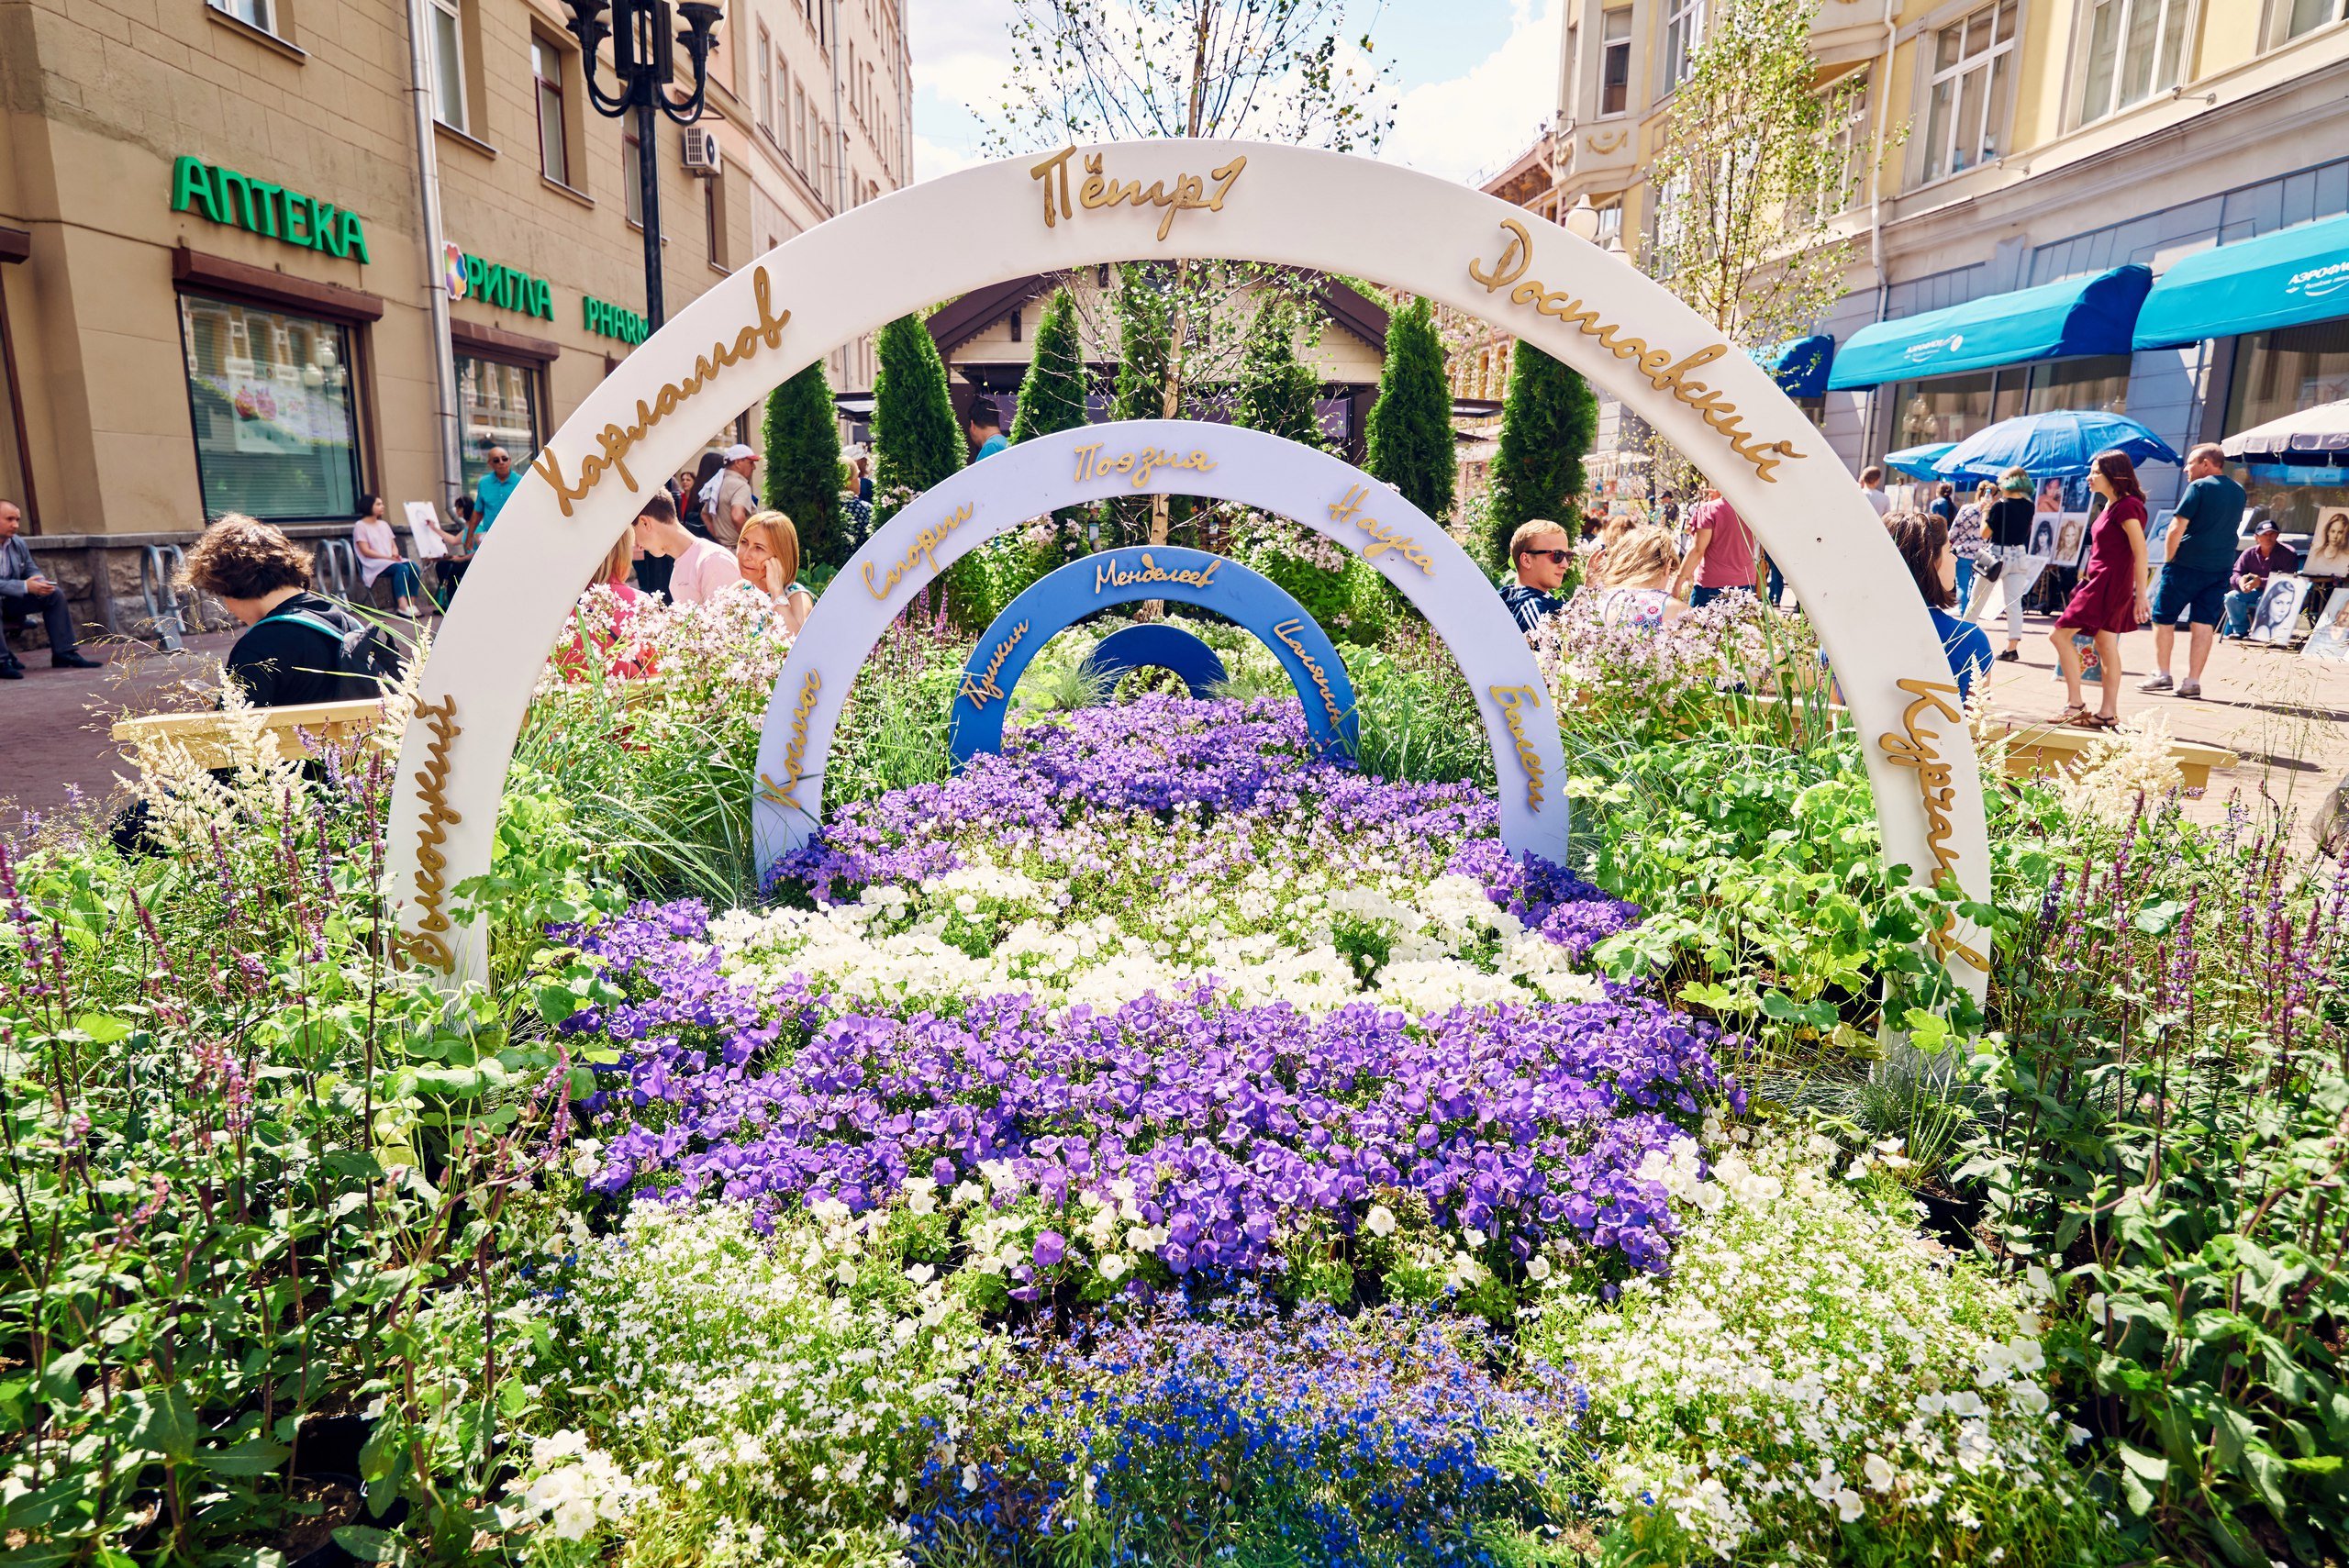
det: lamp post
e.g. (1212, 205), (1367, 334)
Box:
(562, 0), (725, 332)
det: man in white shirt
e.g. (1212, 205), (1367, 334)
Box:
(1858, 466), (1892, 517)
(631, 493), (741, 606)
(707, 443), (759, 548)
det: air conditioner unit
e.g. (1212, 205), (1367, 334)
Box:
(682, 127), (723, 176)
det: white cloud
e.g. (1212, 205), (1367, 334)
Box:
(1381, 0), (1563, 186)
(913, 134), (986, 183)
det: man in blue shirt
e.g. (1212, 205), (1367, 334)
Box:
(966, 399), (1008, 462)
(473, 446), (523, 536)
(2142, 443), (2243, 699)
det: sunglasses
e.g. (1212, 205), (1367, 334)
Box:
(1523, 548), (1573, 565)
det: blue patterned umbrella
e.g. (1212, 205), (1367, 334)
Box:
(1933, 411), (2180, 483)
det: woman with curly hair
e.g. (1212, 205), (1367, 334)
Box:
(181, 515), (384, 706)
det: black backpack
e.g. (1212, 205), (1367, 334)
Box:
(256, 604), (414, 696)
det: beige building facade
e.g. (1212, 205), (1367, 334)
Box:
(0, 0), (906, 637)
(1472, 0), (2349, 509)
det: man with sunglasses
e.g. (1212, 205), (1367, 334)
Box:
(1503, 519), (1575, 634)
(474, 447), (522, 537)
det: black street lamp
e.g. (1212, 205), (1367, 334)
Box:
(562, 0), (725, 332)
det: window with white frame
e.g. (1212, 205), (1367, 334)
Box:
(757, 27), (774, 131)
(1813, 71), (1870, 218)
(2274, 0), (2347, 42)
(1599, 8), (1632, 114)
(795, 83), (809, 169)
(1661, 0), (1706, 91)
(207, 0), (277, 34)
(429, 0), (468, 131)
(1919, 0), (2015, 184)
(1594, 195), (1624, 244)
(2077, 0), (2192, 123)
(775, 51), (790, 139)
(533, 36), (570, 186)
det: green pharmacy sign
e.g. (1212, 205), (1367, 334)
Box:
(453, 250), (554, 321)
(171, 154), (371, 264)
(584, 295), (649, 346)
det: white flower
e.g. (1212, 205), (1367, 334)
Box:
(1365, 1205), (1397, 1238)
(1834, 1487), (1865, 1522)
(1864, 1453), (1895, 1492)
(961, 1462), (980, 1493)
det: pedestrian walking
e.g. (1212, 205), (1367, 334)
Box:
(1670, 486), (1759, 609)
(707, 444), (760, 548)
(2052, 450), (2153, 729)
(2140, 442), (2243, 698)
(1965, 469), (2040, 662)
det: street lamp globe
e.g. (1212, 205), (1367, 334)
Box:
(1564, 195), (1601, 244)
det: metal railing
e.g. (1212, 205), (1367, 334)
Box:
(313, 538), (363, 602)
(139, 544), (192, 653)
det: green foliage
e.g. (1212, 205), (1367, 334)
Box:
(761, 361), (851, 569)
(1235, 299), (1324, 450)
(1009, 287), (1094, 570)
(1364, 295), (1456, 524)
(823, 621), (964, 811)
(1345, 629), (1496, 786)
(1957, 824), (2349, 1568)
(1483, 343), (1597, 573)
(872, 312), (985, 625)
(0, 764), (597, 1563)
(1108, 263), (1183, 550)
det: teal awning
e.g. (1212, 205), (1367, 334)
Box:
(1758, 335), (1835, 397)
(1828, 264), (2153, 390)
(2133, 211), (2349, 349)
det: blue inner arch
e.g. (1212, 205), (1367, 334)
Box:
(948, 547), (1359, 769)
(1084, 623), (1230, 698)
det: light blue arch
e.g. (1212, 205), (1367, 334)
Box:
(946, 547), (1358, 767)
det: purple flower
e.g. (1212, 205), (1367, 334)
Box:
(1032, 1230), (1066, 1268)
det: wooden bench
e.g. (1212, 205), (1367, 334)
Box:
(1991, 719), (2239, 792)
(111, 697), (392, 770)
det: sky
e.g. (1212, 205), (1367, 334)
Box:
(905, 0), (1564, 191)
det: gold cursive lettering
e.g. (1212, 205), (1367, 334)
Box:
(402, 695), (463, 973)
(960, 620), (1029, 708)
(862, 503), (975, 600)
(530, 266), (794, 517)
(1030, 149), (1246, 239)
(760, 669), (825, 814)
(1072, 442), (1218, 489)
(1487, 684), (1548, 813)
(1877, 676), (1989, 972)
(1092, 551), (1224, 594)
(1271, 617), (1349, 743)
(1467, 217), (1803, 484)
(1327, 485), (1434, 575)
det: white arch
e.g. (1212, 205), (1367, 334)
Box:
(386, 139), (1989, 995)
(750, 421), (1569, 874)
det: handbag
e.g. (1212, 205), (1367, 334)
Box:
(1977, 550), (2004, 584)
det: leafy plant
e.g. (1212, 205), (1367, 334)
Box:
(761, 360), (850, 569)
(1483, 342), (1598, 573)
(1365, 296), (1456, 525)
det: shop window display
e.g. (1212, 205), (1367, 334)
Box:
(177, 292), (361, 523)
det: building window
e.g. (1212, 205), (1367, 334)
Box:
(454, 351), (542, 498)
(1661, 0), (1705, 91)
(623, 125), (643, 227)
(208, 0), (276, 34)
(534, 36), (570, 186)
(774, 51), (789, 138)
(1594, 195), (1624, 244)
(2024, 354), (2131, 416)
(1920, 0), (2015, 184)
(429, 0), (469, 132)
(178, 292), (362, 523)
(1599, 8), (1632, 114)
(705, 175), (729, 270)
(2275, 0), (2347, 43)
(757, 27), (774, 131)
(2077, 0), (2191, 124)
(795, 83), (808, 169)
(1813, 72), (1871, 218)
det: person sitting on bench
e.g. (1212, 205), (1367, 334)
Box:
(181, 516), (385, 706)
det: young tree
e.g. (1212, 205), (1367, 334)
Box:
(1235, 300), (1324, 450)
(1644, 0), (1865, 353)
(870, 314), (986, 623)
(870, 314), (964, 530)
(1109, 266), (1179, 550)
(1482, 344), (1598, 572)
(1010, 287), (1091, 560)
(1364, 296), (1454, 524)
(762, 362), (850, 568)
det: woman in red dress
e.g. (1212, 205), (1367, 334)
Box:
(2051, 450), (2153, 728)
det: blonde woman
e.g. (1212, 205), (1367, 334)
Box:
(736, 509), (817, 637)
(1592, 525), (1687, 630)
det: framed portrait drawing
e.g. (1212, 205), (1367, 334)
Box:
(2304, 588), (2349, 663)
(2052, 512), (2091, 570)
(2306, 506), (2349, 579)
(2249, 574), (2312, 645)
(2027, 516), (2058, 561)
